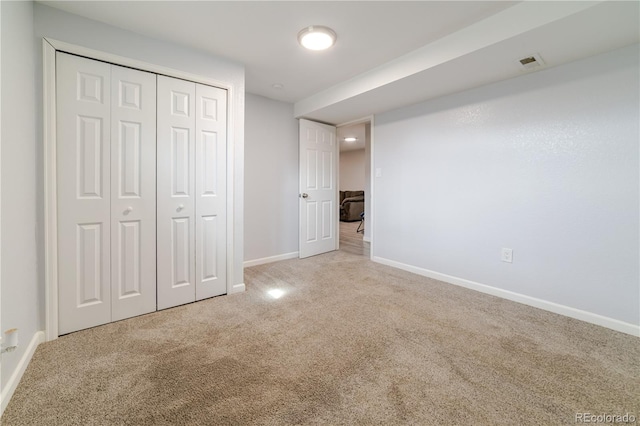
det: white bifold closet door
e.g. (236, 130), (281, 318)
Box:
(157, 76), (227, 310)
(57, 52), (157, 334)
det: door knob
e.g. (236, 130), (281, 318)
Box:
(124, 206), (133, 214)
(301, 193), (309, 199)
(177, 204), (185, 211)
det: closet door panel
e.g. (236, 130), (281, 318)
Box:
(157, 76), (196, 310)
(57, 53), (112, 334)
(110, 65), (157, 321)
(195, 84), (227, 300)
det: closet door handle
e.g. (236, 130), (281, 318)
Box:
(124, 206), (133, 214)
(177, 204), (185, 212)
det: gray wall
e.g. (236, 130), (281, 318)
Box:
(244, 94), (299, 262)
(1, 0), (41, 396)
(373, 45), (639, 326)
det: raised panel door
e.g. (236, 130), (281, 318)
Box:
(57, 52), (111, 334)
(110, 65), (157, 321)
(57, 55), (228, 332)
(157, 76), (196, 310)
(299, 119), (337, 258)
(195, 84), (227, 300)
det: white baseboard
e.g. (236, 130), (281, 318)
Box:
(243, 251), (299, 268)
(372, 256), (640, 337)
(1, 330), (45, 415)
(229, 283), (246, 294)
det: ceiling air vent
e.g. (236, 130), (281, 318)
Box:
(517, 53), (545, 71)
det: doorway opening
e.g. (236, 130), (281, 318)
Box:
(337, 120), (371, 257)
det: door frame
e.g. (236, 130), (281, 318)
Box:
(43, 38), (238, 341)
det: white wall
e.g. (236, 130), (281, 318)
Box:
(33, 3), (246, 291)
(373, 45), (639, 329)
(340, 149), (365, 191)
(1, 0), (42, 409)
(244, 94), (298, 262)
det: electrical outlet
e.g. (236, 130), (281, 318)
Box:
(1, 328), (18, 354)
(375, 168), (382, 178)
(501, 248), (513, 263)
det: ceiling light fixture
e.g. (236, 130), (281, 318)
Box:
(344, 137), (357, 142)
(298, 26), (337, 51)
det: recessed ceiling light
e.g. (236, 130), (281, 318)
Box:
(344, 137), (357, 142)
(272, 83), (284, 90)
(298, 26), (337, 51)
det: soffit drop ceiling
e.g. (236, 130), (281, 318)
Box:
(295, 1), (640, 124)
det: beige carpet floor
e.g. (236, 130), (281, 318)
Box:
(2, 234), (639, 424)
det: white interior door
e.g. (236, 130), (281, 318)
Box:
(57, 52), (112, 334)
(110, 65), (157, 321)
(195, 84), (227, 300)
(157, 76), (196, 310)
(299, 119), (338, 258)
(57, 54), (228, 331)
(58, 53), (158, 334)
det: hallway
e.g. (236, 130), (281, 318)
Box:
(339, 220), (369, 257)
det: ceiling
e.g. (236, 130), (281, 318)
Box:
(40, 1), (639, 125)
(40, 1), (514, 101)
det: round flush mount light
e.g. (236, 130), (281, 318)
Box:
(344, 137), (357, 142)
(298, 26), (337, 51)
